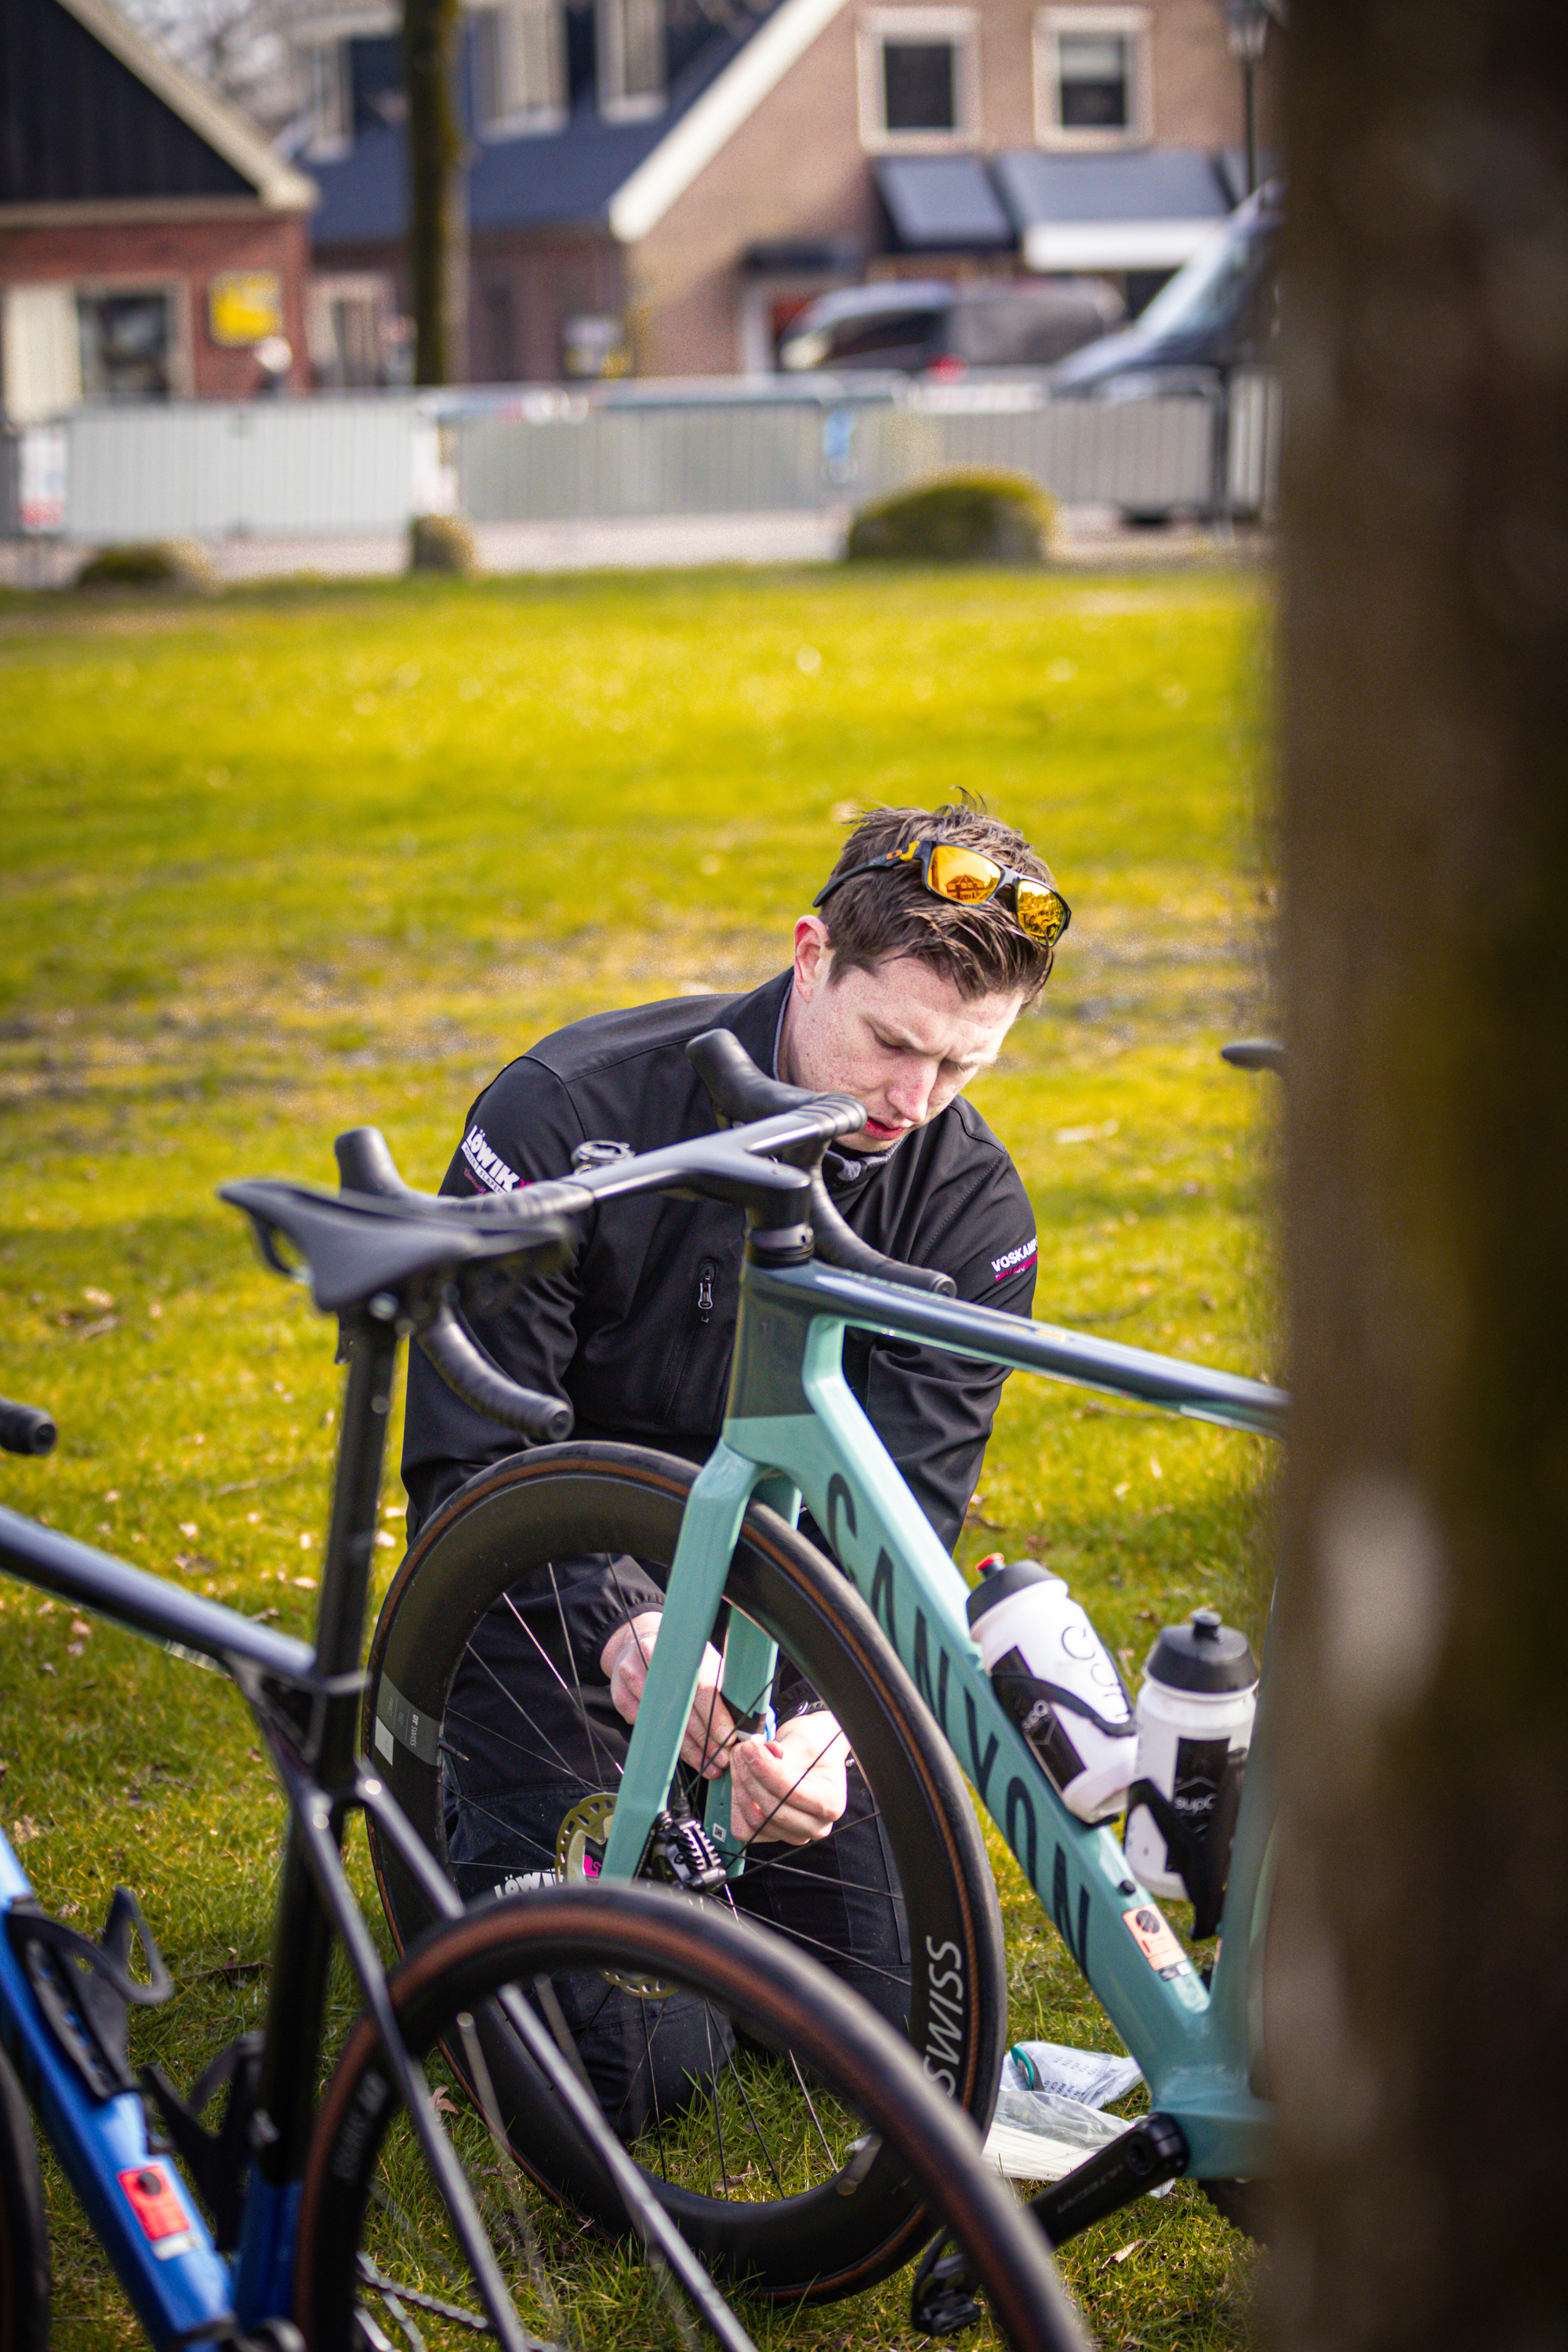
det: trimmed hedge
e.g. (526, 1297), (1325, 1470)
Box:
(408, 512), (480, 576)
(846, 470), (1056, 566)
(74, 540), (218, 593)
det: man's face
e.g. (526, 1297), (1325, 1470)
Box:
(779, 917), (1024, 1152)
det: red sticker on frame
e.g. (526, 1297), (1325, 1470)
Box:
(118, 2162), (194, 2249)
(1122, 1904), (1189, 1974)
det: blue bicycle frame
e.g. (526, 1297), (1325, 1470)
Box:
(0, 1519), (321, 2347)
(597, 1250), (1287, 2184)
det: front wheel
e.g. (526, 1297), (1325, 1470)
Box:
(362, 1443), (1006, 2298)
(296, 1886), (1088, 2352)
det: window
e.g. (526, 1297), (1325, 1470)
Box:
(597, 0), (664, 118)
(474, 0), (566, 132)
(1035, 6), (1149, 147)
(306, 274), (401, 390)
(78, 289), (177, 402)
(301, 38), (351, 157)
(858, 8), (979, 151)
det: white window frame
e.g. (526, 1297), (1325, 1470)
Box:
(296, 35), (352, 158)
(473, 0), (567, 135)
(857, 6), (980, 154)
(597, 0), (665, 122)
(1033, 5), (1150, 149)
(74, 278), (191, 402)
(305, 272), (397, 385)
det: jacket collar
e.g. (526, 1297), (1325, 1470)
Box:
(735, 968), (895, 1193)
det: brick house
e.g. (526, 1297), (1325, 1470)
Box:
(302, 0), (1274, 383)
(0, 0), (317, 421)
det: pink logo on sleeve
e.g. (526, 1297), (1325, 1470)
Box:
(991, 1236), (1038, 1281)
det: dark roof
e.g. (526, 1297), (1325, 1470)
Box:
(993, 147), (1229, 230)
(313, 8), (773, 249)
(872, 155), (1012, 251)
(1, 0), (254, 203)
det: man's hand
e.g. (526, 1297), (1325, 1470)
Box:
(728, 1713), (848, 1846)
(600, 1610), (737, 1778)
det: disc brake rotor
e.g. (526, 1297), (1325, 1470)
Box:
(554, 1795), (671, 1999)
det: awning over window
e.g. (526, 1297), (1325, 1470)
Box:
(873, 156), (1014, 251)
(994, 149), (1230, 272)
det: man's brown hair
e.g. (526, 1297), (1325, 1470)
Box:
(816, 802), (1062, 1003)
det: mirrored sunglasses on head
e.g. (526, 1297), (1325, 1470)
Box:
(813, 838), (1071, 951)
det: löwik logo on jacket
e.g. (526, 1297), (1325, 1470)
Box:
(460, 1126), (522, 1192)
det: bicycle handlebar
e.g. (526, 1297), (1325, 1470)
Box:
(244, 1038), (975, 1437)
(685, 1027), (863, 1144)
(1221, 1039), (1284, 1075)
(418, 1301), (575, 1443)
(0, 1396), (56, 1456)
(332, 1128), (580, 1443)
(685, 1032), (956, 1298)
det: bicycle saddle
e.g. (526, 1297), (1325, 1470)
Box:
(220, 1178), (579, 1316)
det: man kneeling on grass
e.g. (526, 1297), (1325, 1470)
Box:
(401, 801), (1069, 2129)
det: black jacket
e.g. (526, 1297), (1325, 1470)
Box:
(402, 972), (1039, 1650)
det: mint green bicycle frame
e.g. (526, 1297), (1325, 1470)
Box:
(597, 1250), (1286, 2183)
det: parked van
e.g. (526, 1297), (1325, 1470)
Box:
(777, 278), (1123, 376)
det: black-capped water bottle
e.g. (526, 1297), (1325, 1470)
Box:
(966, 1559), (1138, 1822)
(1123, 1608), (1258, 1901)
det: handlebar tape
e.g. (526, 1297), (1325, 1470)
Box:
(336, 1126), (421, 1200)
(807, 1174), (957, 1297)
(418, 1301), (575, 1444)
(0, 1397), (57, 1456)
(687, 1028), (862, 1134)
(1220, 1040), (1284, 1075)
(332, 1133), (575, 1439)
(687, 1031), (957, 1296)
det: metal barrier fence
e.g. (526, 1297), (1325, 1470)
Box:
(453, 385), (1224, 524)
(55, 398), (420, 541)
(0, 431), (19, 538)
(4, 373), (1281, 545)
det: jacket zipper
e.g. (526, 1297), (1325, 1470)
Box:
(659, 1260), (720, 1417)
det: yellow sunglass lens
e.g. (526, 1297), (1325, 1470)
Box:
(928, 845), (1003, 905)
(1016, 884), (1065, 945)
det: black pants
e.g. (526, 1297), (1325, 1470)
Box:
(441, 1560), (911, 2136)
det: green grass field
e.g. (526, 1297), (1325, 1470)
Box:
(0, 560), (1277, 2350)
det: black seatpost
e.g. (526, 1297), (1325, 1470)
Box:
(314, 1300), (400, 1721)
(251, 1299), (401, 2183)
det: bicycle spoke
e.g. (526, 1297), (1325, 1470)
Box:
(788, 2052), (839, 2173)
(456, 2009), (565, 2343)
(547, 1566), (619, 1798)
(361, 1450), (1006, 2309)
(471, 1611), (608, 1789)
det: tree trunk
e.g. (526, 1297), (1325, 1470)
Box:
(404, 0), (465, 385)
(1266, 2), (1568, 2346)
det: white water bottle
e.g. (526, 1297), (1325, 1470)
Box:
(1123, 1608), (1258, 1900)
(966, 1559), (1138, 1822)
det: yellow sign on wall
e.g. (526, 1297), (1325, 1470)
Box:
(209, 271), (284, 347)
